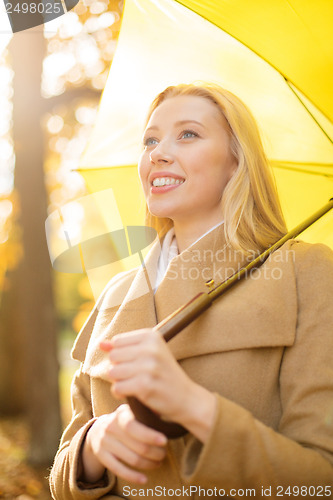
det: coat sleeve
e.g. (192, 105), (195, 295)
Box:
(49, 270), (137, 499)
(180, 242), (333, 493)
(49, 367), (124, 499)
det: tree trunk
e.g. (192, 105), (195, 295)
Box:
(8, 26), (62, 465)
(0, 266), (26, 414)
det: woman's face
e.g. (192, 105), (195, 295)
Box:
(138, 95), (236, 226)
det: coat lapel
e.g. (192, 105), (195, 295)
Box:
(155, 224), (246, 319)
(155, 226), (297, 360)
(80, 224), (297, 381)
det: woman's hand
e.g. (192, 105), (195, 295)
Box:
(100, 329), (216, 443)
(81, 404), (167, 485)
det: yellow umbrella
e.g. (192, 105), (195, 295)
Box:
(66, 0), (333, 294)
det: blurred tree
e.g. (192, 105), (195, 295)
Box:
(0, 26), (63, 465)
(42, 0), (124, 335)
(0, 0), (123, 466)
(0, 192), (23, 414)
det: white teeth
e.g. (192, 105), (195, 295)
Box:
(152, 177), (184, 187)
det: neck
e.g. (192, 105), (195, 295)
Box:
(173, 217), (224, 253)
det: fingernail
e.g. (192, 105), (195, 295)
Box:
(138, 475), (147, 484)
(99, 341), (112, 351)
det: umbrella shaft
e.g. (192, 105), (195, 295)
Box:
(157, 198), (333, 341)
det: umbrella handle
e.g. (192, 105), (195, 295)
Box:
(127, 397), (188, 438)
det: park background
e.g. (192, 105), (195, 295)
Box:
(1, 0), (333, 497)
(0, 0), (124, 497)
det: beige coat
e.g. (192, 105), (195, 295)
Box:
(49, 227), (333, 499)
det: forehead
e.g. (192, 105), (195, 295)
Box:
(147, 94), (226, 128)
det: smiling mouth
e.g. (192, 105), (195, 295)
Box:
(152, 177), (185, 187)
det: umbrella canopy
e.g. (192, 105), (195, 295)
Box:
(68, 0), (333, 294)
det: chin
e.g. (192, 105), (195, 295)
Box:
(149, 210), (174, 220)
(147, 203), (176, 220)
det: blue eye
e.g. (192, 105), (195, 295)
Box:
(144, 137), (158, 147)
(181, 130), (198, 139)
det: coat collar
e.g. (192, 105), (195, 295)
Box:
(79, 226), (297, 381)
(154, 223), (246, 320)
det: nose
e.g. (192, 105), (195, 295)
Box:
(149, 141), (173, 165)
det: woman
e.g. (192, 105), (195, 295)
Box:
(50, 84), (333, 499)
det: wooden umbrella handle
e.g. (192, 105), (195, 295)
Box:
(127, 397), (188, 438)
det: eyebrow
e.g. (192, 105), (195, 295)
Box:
(144, 120), (205, 133)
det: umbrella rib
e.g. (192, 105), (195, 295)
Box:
(285, 79), (333, 145)
(271, 162), (333, 178)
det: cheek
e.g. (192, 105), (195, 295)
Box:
(192, 148), (231, 180)
(211, 146), (236, 183)
(190, 153), (234, 198)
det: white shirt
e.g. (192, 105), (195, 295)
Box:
(155, 221), (224, 290)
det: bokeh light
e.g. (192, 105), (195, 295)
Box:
(42, 0), (122, 97)
(0, 50), (14, 199)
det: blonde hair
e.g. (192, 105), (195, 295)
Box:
(144, 83), (287, 256)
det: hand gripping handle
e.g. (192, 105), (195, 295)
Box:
(127, 292), (213, 438)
